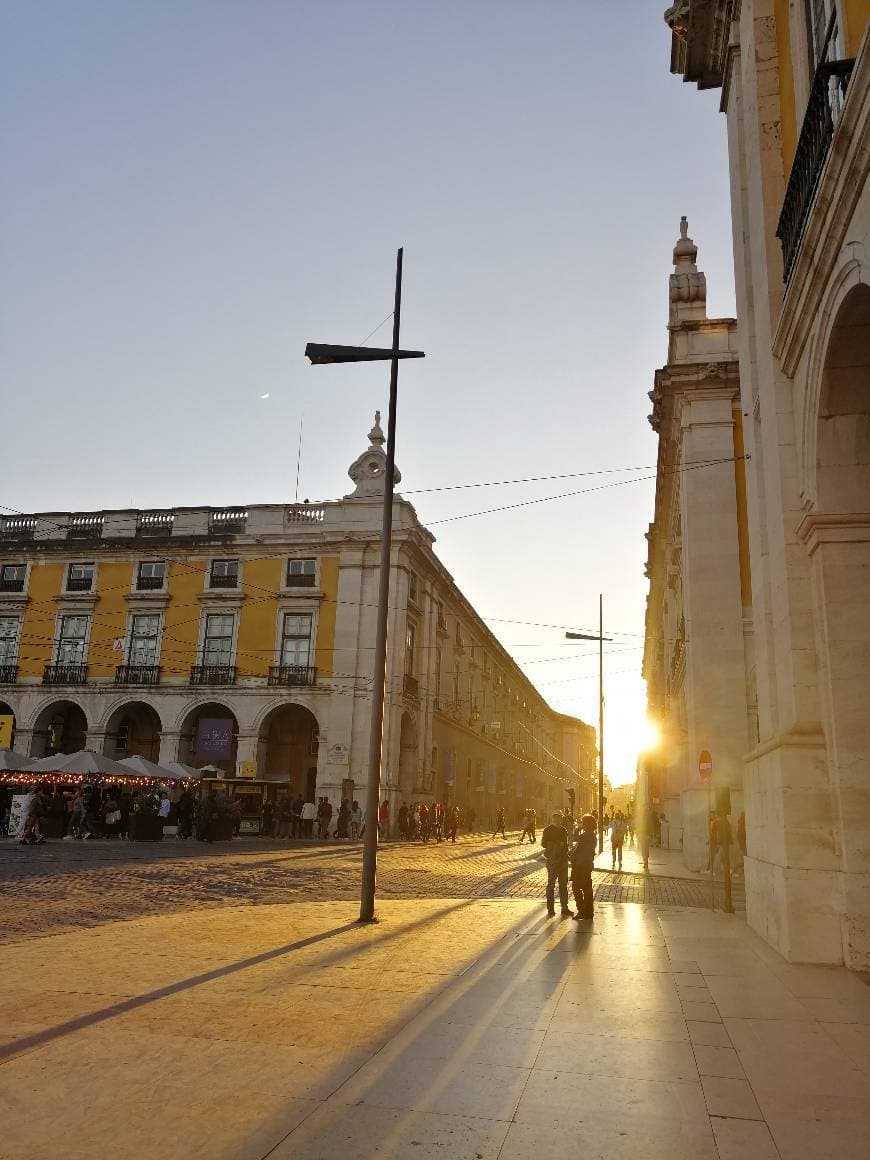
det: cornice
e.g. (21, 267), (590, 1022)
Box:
(796, 511), (870, 554)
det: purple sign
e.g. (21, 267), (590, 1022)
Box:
(196, 718), (234, 761)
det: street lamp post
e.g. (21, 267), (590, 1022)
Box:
(305, 247), (424, 922)
(566, 594), (611, 854)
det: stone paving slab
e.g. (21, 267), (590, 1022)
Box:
(0, 833), (743, 943)
(0, 898), (867, 1160)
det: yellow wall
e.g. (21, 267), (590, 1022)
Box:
(164, 561), (205, 679)
(843, 1), (870, 55)
(89, 561), (134, 678)
(238, 557), (283, 677)
(775, 0), (798, 178)
(733, 411), (753, 608)
(18, 563), (64, 678)
(314, 556), (339, 677)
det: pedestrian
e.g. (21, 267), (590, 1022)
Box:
(18, 786), (46, 845)
(519, 807), (536, 844)
(467, 806), (476, 834)
(492, 806), (506, 839)
(397, 802), (409, 839)
(350, 800), (362, 840)
(317, 797), (332, 839)
(610, 811), (627, 870)
(81, 781), (101, 839)
(418, 802), (430, 842)
(571, 813), (597, 920)
(177, 787), (194, 840)
(103, 790), (121, 839)
(336, 798), (350, 840)
(199, 789), (218, 843)
(301, 798), (316, 838)
(540, 810), (572, 918)
(378, 798), (390, 840)
(291, 794), (304, 839)
(445, 804), (459, 842)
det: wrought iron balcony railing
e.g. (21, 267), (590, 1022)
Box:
(0, 664), (18, 683)
(115, 664), (161, 685)
(190, 664), (236, 686)
(777, 58), (855, 282)
(268, 664), (317, 687)
(0, 576), (25, 593)
(66, 576), (94, 592)
(136, 575), (165, 591)
(43, 663), (88, 685)
(208, 573), (239, 589)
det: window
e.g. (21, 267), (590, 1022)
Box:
(0, 617), (19, 664)
(136, 561), (166, 591)
(0, 564), (26, 593)
(408, 571), (418, 603)
(129, 614), (160, 667)
(281, 612), (312, 668)
(67, 563), (94, 592)
(57, 615), (89, 664)
(202, 613), (235, 665)
(405, 621), (417, 675)
(286, 558), (316, 587)
(210, 559), (239, 589)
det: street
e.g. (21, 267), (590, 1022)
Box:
(0, 831), (742, 944)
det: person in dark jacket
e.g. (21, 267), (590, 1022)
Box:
(540, 812), (572, 917)
(570, 813), (598, 920)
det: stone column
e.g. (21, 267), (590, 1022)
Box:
(158, 731), (183, 764)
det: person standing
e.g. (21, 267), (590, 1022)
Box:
(445, 804), (459, 843)
(467, 806), (476, 834)
(570, 813), (597, 920)
(494, 802), (508, 839)
(378, 798), (390, 840)
(350, 800), (362, 840)
(397, 802), (408, 840)
(18, 786), (46, 845)
(610, 812), (627, 870)
(300, 798), (316, 838)
(540, 811), (572, 917)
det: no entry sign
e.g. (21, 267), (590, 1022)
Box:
(699, 750), (713, 781)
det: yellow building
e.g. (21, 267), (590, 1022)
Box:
(0, 417), (594, 827)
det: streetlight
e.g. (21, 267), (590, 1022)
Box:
(566, 594), (611, 854)
(305, 247), (424, 922)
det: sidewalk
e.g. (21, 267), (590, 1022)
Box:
(1, 897), (867, 1159)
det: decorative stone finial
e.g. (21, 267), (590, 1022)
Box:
(345, 410), (401, 499)
(669, 215), (706, 323)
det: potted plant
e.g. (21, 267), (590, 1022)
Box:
(129, 788), (164, 842)
(211, 793), (235, 842)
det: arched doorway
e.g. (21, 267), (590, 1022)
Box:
(105, 701), (162, 761)
(256, 704), (319, 799)
(397, 712), (418, 801)
(179, 702), (238, 776)
(811, 282), (870, 968)
(30, 700), (88, 758)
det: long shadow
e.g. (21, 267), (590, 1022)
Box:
(0, 897), (482, 1065)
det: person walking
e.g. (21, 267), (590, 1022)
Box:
(519, 807), (536, 844)
(492, 806), (507, 839)
(540, 811), (572, 917)
(610, 812), (627, 870)
(467, 806), (476, 834)
(18, 787), (46, 845)
(378, 798), (390, 840)
(445, 804), (459, 843)
(350, 800), (362, 840)
(300, 798), (316, 838)
(570, 813), (597, 920)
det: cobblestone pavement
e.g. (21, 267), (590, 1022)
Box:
(0, 831), (744, 943)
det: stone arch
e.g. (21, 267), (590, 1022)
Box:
(255, 702), (319, 798)
(808, 281), (870, 969)
(178, 701), (239, 775)
(103, 700), (163, 761)
(397, 711), (418, 801)
(30, 699), (88, 758)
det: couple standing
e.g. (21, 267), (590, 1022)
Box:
(541, 812), (596, 920)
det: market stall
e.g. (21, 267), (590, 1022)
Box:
(197, 777), (291, 836)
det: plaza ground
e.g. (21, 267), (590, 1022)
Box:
(1, 834), (867, 1159)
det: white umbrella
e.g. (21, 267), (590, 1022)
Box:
(159, 760), (203, 780)
(28, 750), (134, 777)
(118, 755), (176, 780)
(0, 748), (34, 772)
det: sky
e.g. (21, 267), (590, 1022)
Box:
(2, 1), (734, 786)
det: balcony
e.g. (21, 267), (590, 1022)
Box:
(0, 664), (17, 683)
(66, 576), (94, 593)
(43, 663), (88, 685)
(136, 510), (175, 537)
(190, 664), (236, 686)
(209, 508), (248, 536)
(136, 575), (165, 591)
(0, 576), (25, 593)
(68, 514), (104, 540)
(209, 573), (239, 590)
(0, 516), (37, 541)
(403, 673), (419, 698)
(777, 59), (855, 282)
(268, 664), (317, 687)
(285, 572), (316, 588)
(115, 665), (161, 686)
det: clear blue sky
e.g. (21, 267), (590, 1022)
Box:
(2, 0), (733, 784)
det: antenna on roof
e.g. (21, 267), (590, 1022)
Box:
(294, 414), (304, 503)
